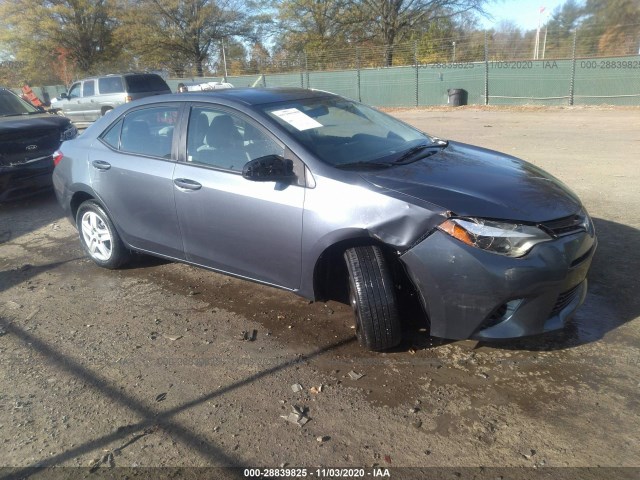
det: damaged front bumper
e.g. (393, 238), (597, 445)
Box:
(400, 228), (597, 340)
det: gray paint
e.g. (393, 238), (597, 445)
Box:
(53, 88), (597, 341)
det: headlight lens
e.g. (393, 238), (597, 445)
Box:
(60, 124), (78, 141)
(438, 218), (552, 257)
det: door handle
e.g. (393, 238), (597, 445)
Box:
(174, 178), (202, 191)
(91, 160), (111, 171)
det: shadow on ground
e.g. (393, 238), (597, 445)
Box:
(0, 316), (356, 479)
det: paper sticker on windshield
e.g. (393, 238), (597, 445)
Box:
(271, 108), (323, 131)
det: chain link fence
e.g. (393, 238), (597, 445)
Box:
(9, 23), (640, 107)
(195, 23), (639, 107)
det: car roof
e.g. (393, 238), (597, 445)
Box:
(178, 87), (336, 106)
(72, 72), (164, 82)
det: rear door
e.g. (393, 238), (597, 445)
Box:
(88, 103), (184, 259)
(172, 104), (305, 289)
(80, 79), (99, 121)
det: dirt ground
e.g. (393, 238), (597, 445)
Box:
(1, 107), (639, 478)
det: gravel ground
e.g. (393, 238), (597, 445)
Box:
(0, 107), (638, 479)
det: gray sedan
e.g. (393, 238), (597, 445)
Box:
(52, 88), (596, 351)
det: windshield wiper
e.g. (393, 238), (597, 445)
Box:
(335, 161), (394, 170)
(392, 141), (448, 165)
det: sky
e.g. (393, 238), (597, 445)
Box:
(480, 0), (578, 31)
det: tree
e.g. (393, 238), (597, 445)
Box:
(0, 0), (120, 83)
(248, 42), (271, 73)
(351, 0), (488, 65)
(275, 0), (355, 54)
(489, 20), (528, 61)
(544, 0), (584, 58)
(580, 0), (640, 55)
(120, 0), (250, 77)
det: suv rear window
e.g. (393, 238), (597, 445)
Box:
(124, 74), (170, 94)
(99, 77), (124, 94)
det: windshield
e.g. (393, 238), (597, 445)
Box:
(260, 96), (433, 167)
(0, 90), (39, 116)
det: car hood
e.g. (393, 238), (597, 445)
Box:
(0, 113), (71, 168)
(0, 113), (71, 132)
(360, 141), (582, 223)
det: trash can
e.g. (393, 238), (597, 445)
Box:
(447, 88), (468, 106)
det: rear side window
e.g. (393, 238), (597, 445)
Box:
(83, 80), (95, 97)
(118, 106), (178, 158)
(124, 74), (170, 94)
(101, 119), (123, 149)
(99, 77), (124, 94)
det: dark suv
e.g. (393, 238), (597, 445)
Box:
(53, 73), (171, 126)
(0, 88), (77, 202)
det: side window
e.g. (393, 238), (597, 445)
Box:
(116, 106), (178, 158)
(83, 80), (95, 97)
(101, 119), (123, 149)
(186, 106), (283, 172)
(68, 83), (81, 99)
(98, 76), (124, 94)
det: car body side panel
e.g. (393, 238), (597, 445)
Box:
(87, 141), (184, 259)
(298, 173), (445, 299)
(173, 164), (305, 289)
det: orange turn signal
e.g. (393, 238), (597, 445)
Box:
(439, 219), (474, 246)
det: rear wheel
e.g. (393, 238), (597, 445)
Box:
(76, 201), (130, 269)
(344, 246), (402, 351)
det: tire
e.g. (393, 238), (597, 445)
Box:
(101, 107), (113, 116)
(343, 245), (402, 351)
(76, 200), (130, 269)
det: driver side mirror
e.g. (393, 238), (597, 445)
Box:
(242, 155), (296, 183)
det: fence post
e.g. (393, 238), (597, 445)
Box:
(569, 30), (577, 106)
(356, 47), (361, 102)
(484, 31), (489, 105)
(305, 52), (310, 88)
(300, 53), (304, 88)
(414, 41), (419, 107)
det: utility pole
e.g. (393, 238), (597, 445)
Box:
(221, 40), (228, 81)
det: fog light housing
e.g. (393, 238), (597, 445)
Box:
(482, 299), (523, 329)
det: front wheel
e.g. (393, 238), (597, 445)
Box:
(76, 200), (130, 269)
(344, 246), (402, 351)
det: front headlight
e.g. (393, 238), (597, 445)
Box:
(60, 124), (78, 141)
(438, 218), (552, 258)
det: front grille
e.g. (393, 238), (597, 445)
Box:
(540, 212), (588, 237)
(550, 284), (581, 317)
(0, 128), (59, 167)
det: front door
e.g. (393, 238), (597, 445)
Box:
(173, 105), (305, 289)
(62, 82), (83, 123)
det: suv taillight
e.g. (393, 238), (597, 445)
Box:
(125, 95), (132, 102)
(53, 150), (64, 166)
